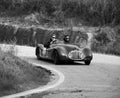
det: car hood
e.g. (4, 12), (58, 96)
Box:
(55, 44), (81, 53)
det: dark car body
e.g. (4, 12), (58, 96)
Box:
(35, 43), (93, 65)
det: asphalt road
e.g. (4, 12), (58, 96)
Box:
(17, 46), (120, 98)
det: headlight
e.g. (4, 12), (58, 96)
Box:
(81, 53), (85, 59)
(68, 53), (72, 59)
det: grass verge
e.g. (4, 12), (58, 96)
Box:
(0, 48), (52, 97)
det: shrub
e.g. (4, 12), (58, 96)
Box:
(0, 0), (120, 26)
(91, 27), (120, 55)
(0, 40), (17, 56)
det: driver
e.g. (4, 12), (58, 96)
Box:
(50, 34), (57, 45)
(45, 34), (57, 48)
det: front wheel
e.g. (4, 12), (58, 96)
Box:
(84, 60), (91, 65)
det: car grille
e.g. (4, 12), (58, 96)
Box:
(68, 50), (81, 60)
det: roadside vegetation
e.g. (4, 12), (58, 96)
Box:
(0, 46), (51, 97)
(92, 27), (120, 56)
(0, 0), (120, 26)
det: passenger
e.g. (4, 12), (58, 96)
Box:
(64, 35), (70, 44)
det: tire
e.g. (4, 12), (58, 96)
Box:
(53, 51), (60, 64)
(84, 60), (91, 65)
(35, 47), (41, 59)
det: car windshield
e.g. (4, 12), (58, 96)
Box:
(72, 43), (87, 48)
(74, 39), (87, 48)
(50, 38), (87, 49)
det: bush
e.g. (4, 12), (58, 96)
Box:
(91, 27), (120, 55)
(0, 40), (17, 55)
(0, 0), (120, 26)
(0, 25), (15, 42)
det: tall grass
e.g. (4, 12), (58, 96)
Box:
(0, 48), (51, 96)
(0, 40), (17, 55)
(0, 0), (120, 26)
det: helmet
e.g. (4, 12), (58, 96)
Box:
(51, 34), (56, 41)
(52, 34), (56, 38)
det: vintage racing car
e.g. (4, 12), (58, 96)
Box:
(35, 42), (93, 65)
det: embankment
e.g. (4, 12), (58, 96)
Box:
(0, 23), (88, 47)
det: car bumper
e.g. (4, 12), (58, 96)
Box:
(69, 56), (92, 61)
(59, 55), (93, 62)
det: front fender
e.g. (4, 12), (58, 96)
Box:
(54, 47), (68, 57)
(82, 48), (92, 57)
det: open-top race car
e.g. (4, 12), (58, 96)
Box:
(35, 42), (93, 65)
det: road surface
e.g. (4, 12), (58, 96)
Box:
(17, 46), (120, 98)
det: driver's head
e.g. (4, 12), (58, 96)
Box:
(51, 34), (56, 41)
(64, 35), (70, 43)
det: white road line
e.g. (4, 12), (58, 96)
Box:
(1, 63), (65, 98)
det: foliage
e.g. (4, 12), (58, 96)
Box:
(0, 40), (17, 55)
(0, 0), (120, 26)
(91, 27), (120, 55)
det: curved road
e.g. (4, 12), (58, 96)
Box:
(16, 46), (120, 98)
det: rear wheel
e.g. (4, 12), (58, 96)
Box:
(53, 51), (60, 64)
(84, 60), (91, 65)
(36, 47), (41, 59)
